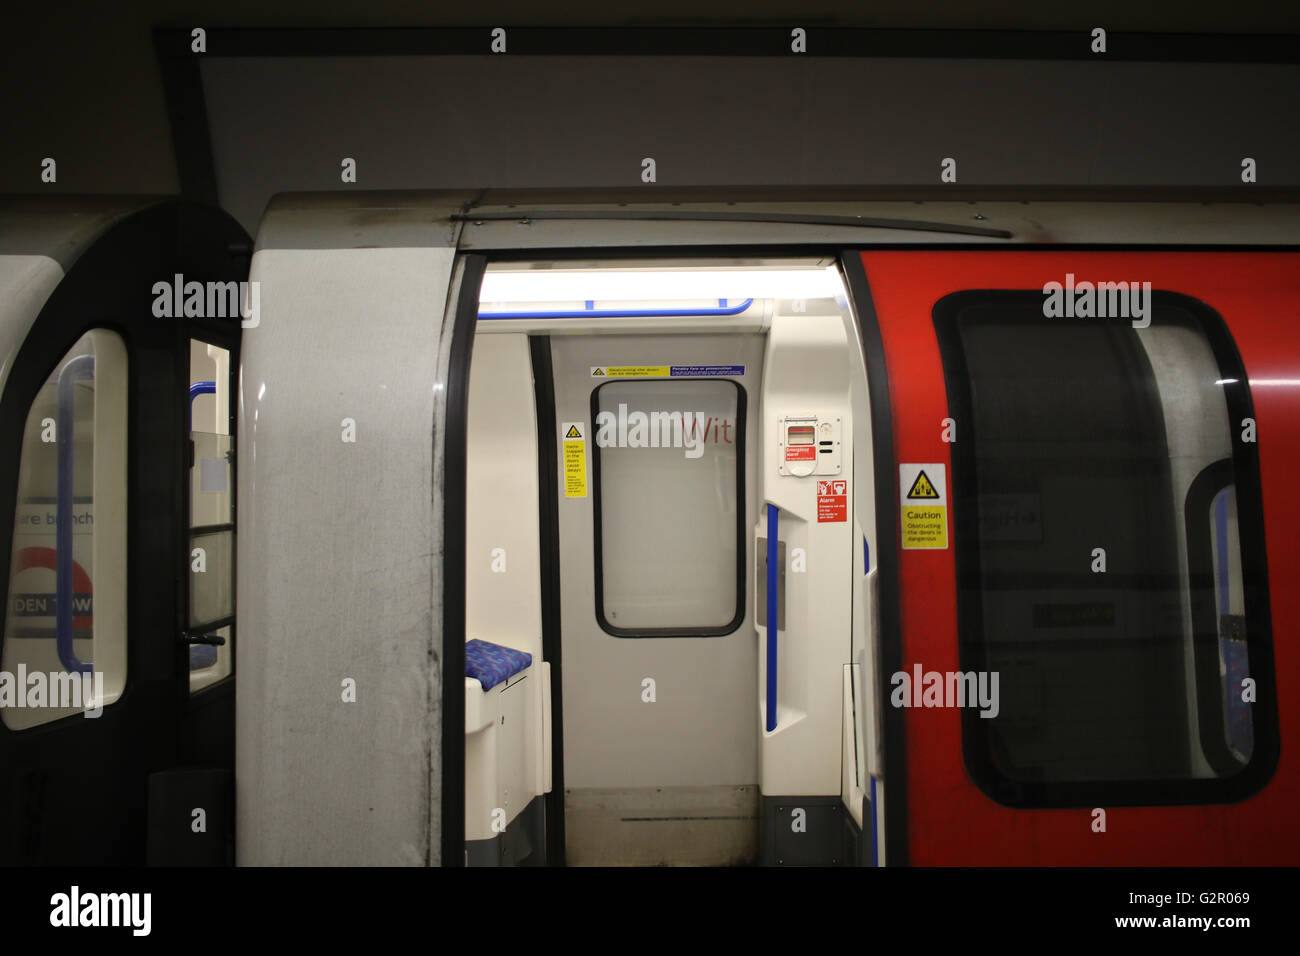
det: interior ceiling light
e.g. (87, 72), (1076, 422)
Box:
(479, 267), (843, 303)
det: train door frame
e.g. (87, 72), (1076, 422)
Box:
(443, 245), (900, 866)
(0, 201), (249, 864)
(839, 251), (905, 865)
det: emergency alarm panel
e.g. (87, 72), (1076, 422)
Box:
(777, 414), (842, 478)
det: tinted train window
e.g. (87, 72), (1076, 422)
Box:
(1, 331), (128, 729)
(591, 379), (745, 636)
(935, 291), (1277, 807)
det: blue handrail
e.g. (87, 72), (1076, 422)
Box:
(766, 503), (778, 733)
(479, 297), (755, 320)
(56, 355), (95, 674)
(190, 381), (216, 428)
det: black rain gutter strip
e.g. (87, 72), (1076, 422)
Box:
(450, 209), (1014, 239)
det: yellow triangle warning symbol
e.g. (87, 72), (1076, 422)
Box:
(565, 425), (582, 439)
(906, 470), (939, 499)
(593, 368), (606, 376)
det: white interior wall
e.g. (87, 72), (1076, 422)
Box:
(759, 307), (854, 797)
(463, 331), (549, 840)
(465, 333), (542, 657)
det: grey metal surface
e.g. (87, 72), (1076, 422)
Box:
(760, 794), (848, 866)
(235, 197), (460, 864)
(465, 794), (546, 866)
(565, 785), (759, 866)
(199, 55), (1300, 234)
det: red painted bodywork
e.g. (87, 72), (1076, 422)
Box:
(862, 250), (1300, 865)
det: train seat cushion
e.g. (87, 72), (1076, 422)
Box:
(465, 639), (533, 690)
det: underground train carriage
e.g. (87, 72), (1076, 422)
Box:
(1, 195), (1297, 866)
(456, 246), (1295, 867)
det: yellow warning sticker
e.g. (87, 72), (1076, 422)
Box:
(591, 365), (746, 378)
(900, 463), (947, 549)
(562, 421), (587, 498)
(592, 365), (670, 378)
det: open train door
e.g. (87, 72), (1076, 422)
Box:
(0, 200), (247, 864)
(851, 249), (1298, 864)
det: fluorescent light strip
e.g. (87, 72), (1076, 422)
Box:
(479, 267), (842, 303)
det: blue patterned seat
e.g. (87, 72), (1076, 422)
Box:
(465, 639), (533, 690)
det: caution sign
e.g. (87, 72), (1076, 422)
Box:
(817, 480), (848, 522)
(562, 422), (587, 498)
(591, 365), (745, 378)
(593, 365), (669, 378)
(900, 463), (947, 549)
(906, 470), (939, 499)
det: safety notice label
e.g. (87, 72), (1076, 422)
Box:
(591, 365), (744, 378)
(900, 463), (947, 549)
(562, 422), (587, 498)
(817, 479), (848, 523)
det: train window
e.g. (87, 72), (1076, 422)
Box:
(1186, 469), (1255, 770)
(935, 291), (1277, 807)
(591, 378), (745, 636)
(188, 340), (234, 693)
(1, 330), (128, 729)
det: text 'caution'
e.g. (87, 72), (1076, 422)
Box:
(900, 463), (947, 549)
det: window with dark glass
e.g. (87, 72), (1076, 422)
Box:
(934, 291), (1277, 807)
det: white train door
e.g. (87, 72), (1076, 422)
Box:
(548, 333), (763, 865)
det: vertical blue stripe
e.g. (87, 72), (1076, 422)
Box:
(864, 535), (869, 573)
(56, 354), (95, 674)
(766, 503), (778, 733)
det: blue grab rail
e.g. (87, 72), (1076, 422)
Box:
(56, 355), (95, 674)
(190, 381), (216, 428)
(766, 503), (778, 733)
(479, 297), (755, 320)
